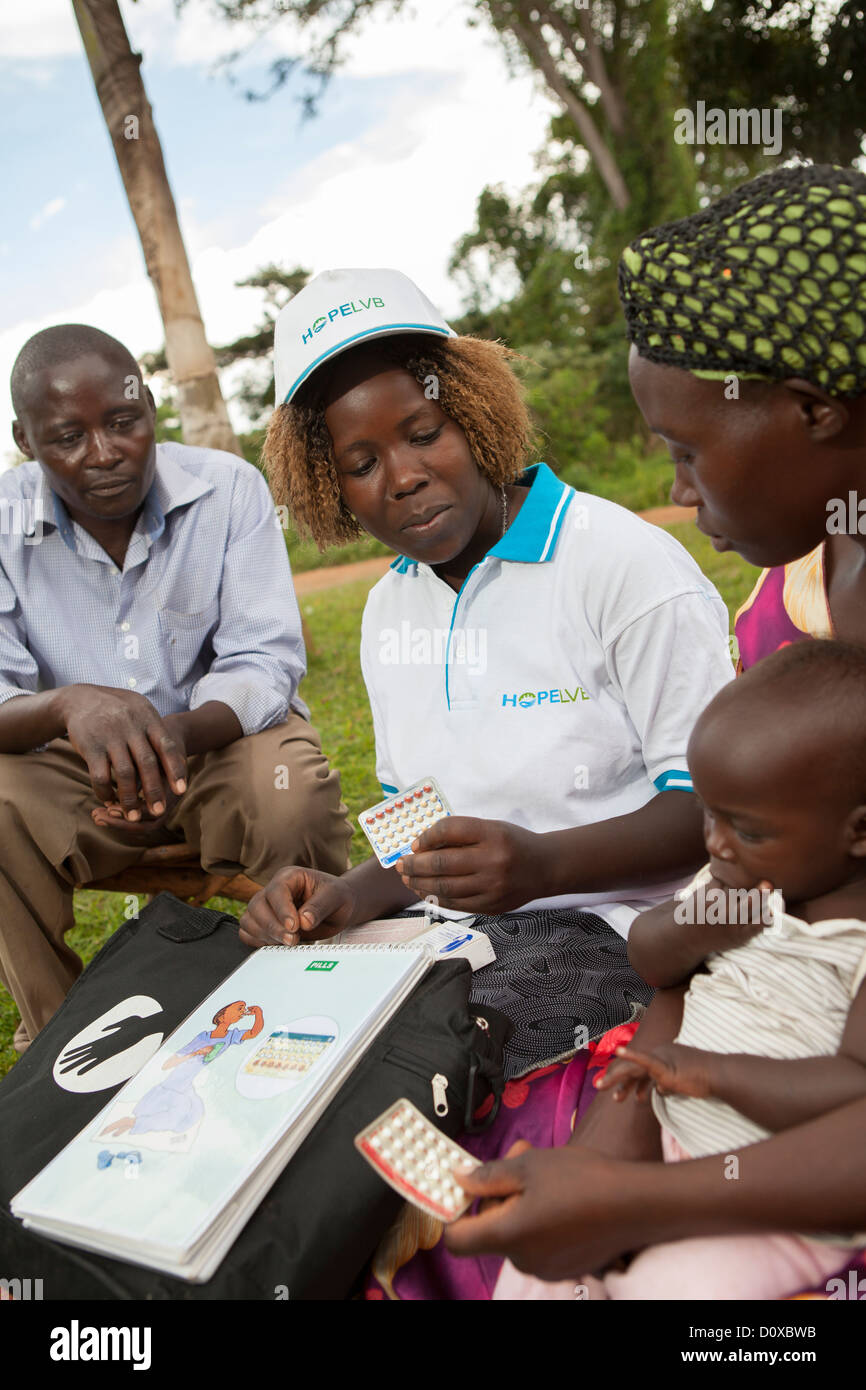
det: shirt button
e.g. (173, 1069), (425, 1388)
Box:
(128, 678), (137, 688)
(120, 621), (130, 632)
(112, 567), (120, 576)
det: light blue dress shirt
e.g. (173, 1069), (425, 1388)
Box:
(0, 442), (307, 736)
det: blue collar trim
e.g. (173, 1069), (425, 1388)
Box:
(390, 554), (416, 575)
(389, 462), (573, 574)
(488, 463), (573, 563)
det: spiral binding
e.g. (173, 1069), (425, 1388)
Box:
(260, 942), (434, 954)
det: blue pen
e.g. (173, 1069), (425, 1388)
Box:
(440, 934), (472, 954)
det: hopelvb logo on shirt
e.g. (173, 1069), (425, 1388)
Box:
(301, 297), (385, 345)
(501, 686), (590, 708)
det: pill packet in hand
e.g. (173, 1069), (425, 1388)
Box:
(358, 778), (451, 867)
(355, 1098), (479, 1223)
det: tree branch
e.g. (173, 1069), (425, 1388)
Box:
(508, 9), (630, 209)
(534, 3), (626, 138)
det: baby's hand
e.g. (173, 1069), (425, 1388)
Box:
(595, 1043), (714, 1101)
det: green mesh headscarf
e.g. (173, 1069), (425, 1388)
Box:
(619, 164), (866, 396)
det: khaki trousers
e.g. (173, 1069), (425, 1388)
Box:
(0, 713), (352, 1047)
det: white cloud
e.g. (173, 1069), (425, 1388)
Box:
(29, 195), (66, 231)
(0, 0), (80, 59)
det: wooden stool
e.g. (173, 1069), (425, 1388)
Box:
(79, 841), (263, 908)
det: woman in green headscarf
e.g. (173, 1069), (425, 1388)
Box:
(620, 163), (866, 658)
(441, 164), (866, 1293)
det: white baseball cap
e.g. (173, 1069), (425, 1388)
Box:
(273, 268), (456, 405)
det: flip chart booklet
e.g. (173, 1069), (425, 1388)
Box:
(11, 943), (432, 1282)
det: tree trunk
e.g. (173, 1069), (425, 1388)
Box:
(71, 0), (240, 455)
(509, 11), (631, 211)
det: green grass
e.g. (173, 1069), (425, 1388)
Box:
(285, 523), (391, 574)
(0, 531), (759, 1080)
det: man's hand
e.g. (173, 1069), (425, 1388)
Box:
(396, 817), (540, 914)
(239, 868), (356, 948)
(90, 797), (178, 837)
(445, 1143), (645, 1280)
(596, 1042), (716, 1102)
(58, 685), (187, 820)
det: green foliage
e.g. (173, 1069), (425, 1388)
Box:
(152, 397), (183, 444)
(672, 0), (866, 190)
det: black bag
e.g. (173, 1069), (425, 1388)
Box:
(0, 894), (510, 1299)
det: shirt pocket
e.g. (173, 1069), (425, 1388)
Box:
(158, 600), (219, 686)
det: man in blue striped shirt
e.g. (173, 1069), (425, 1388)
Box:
(1, 325), (351, 1049)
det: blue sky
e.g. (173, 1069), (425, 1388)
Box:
(3, 54), (410, 327)
(0, 0), (553, 461)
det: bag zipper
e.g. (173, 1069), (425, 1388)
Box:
(431, 1073), (449, 1117)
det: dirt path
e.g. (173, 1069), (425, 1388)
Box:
(293, 504), (696, 596)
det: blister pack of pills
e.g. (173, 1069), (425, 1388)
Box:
(242, 1028), (336, 1080)
(354, 1098), (479, 1223)
(358, 778), (451, 867)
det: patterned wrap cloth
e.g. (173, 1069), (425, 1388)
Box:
(735, 541), (833, 672)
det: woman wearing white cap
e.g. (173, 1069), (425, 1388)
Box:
(240, 268), (734, 1077)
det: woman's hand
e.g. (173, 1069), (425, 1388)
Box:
(596, 1042), (716, 1102)
(445, 1143), (648, 1279)
(239, 868), (356, 948)
(396, 817), (541, 914)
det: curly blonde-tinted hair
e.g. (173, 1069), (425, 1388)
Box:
(262, 334), (534, 550)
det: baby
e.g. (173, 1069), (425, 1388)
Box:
(591, 638), (866, 1299)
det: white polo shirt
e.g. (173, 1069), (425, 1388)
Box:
(359, 463), (733, 934)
